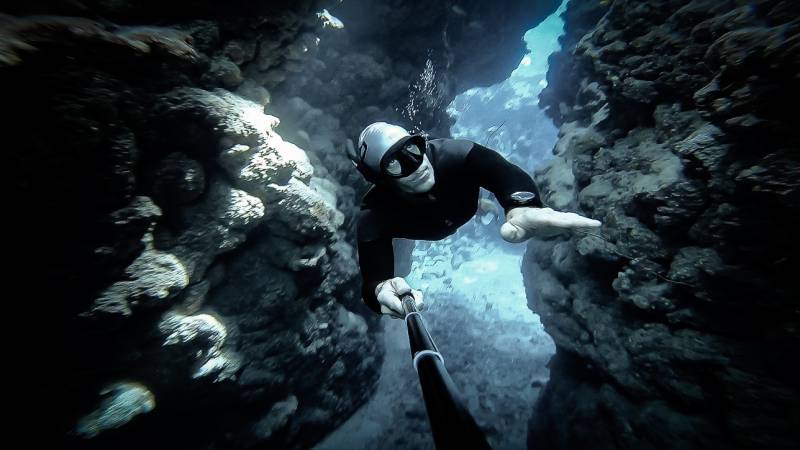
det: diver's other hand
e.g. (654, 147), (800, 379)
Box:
(500, 207), (601, 243)
(375, 277), (424, 319)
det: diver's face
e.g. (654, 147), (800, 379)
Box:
(394, 155), (435, 193)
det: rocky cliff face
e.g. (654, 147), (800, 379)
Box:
(4, 3), (377, 448)
(2, 0), (559, 448)
(526, 1), (799, 449)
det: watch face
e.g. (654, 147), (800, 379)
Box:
(511, 191), (536, 202)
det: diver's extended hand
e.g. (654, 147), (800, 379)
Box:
(500, 207), (601, 242)
(375, 277), (424, 319)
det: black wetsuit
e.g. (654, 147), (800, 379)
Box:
(356, 138), (543, 314)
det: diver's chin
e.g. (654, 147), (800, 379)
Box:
(397, 177), (434, 194)
(412, 177), (435, 194)
(422, 177), (435, 192)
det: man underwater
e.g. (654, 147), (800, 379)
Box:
(349, 122), (601, 318)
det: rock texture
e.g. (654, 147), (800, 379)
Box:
(3, 3), (378, 449)
(526, 1), (799, 449)
(265, 0), (559, 183)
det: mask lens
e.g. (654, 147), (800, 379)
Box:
(405, 143), (422, 156)
(385, 159), (402, 176)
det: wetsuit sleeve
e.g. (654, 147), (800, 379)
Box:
(356, 209), (394, 314)
(357, 237), (394, 314)
(465, 143), (543, 212)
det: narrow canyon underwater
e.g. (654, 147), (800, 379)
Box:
(3, 0), (798, 449)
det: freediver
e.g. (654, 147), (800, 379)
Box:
(349, 122), (601, 318)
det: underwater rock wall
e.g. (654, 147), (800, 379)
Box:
(3, 2), (378, 448)
(526, 1), (799, 449)
(263, 0), (560, 166)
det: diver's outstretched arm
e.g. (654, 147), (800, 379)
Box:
(465, 143), (543, 211)
(464, 142), (601, 242)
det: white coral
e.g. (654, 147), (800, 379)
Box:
(160, 312), (226, 356)
(89, 235), (189, 318)
(75, 382), (156, 438)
